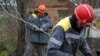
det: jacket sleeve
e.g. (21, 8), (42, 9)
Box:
(26, 15), (37, 31)
(41, 16), (52, 30)
(46, 26), (73, 56)
(79, 39), (92, 56)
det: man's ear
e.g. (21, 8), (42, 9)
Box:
(77, 20), (81, 28)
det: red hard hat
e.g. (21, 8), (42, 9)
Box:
(38, 5), (46, 13)
(74, 4), (94, 24)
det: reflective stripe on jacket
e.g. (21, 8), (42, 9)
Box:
(46, 17), (92, 56)
(26, 12), (52, 44)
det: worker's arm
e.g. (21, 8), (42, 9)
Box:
(46, 26), (73, 56)
(26, 15), (38, 31)
(79, 39), (92, 56)
(40, 16), (52, 31)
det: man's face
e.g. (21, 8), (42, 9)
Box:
(78, 21), (91, 29)
(38, 12), (45, 17)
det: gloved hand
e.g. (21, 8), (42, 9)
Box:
(39, 28), (44, 32)
(35, 28), (44, 32)
(35, 28), (40, 31)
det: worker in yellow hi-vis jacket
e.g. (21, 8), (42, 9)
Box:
(23, 5), (52, 56)
(46, 4), (94, 56)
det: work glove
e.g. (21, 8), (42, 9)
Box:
(34, 28), (40, 31)
(35, 28), (44, 32)
(39, 28), (44, 32)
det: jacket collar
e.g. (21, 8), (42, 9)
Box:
(69, 14), (82, 33)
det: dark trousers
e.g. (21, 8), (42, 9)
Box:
(23, 42), (46, 56)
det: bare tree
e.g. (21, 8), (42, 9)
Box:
(16, 0), (27, 56)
